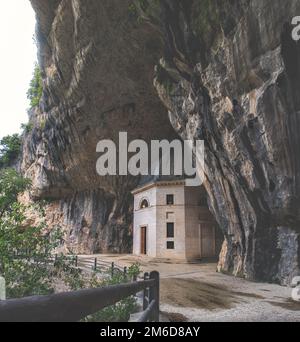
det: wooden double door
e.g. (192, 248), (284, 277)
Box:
(199, 222), (216, 258)
(140, 226), (147, 255)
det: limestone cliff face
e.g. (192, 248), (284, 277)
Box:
(24, 0), (176, 253)
(136, 0), (300, 284)
(25, 0), (300, 283)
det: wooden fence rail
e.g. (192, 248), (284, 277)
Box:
(0, 271), (159, 322)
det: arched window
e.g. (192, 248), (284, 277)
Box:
(140, 199), (149, 209)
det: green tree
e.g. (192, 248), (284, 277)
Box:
(0, 169), (30, 218)
(0, 169), (81, 298)
(0, 134), (21, 168)
(27, 64), (43, 108)
(0, 169), (141, 321)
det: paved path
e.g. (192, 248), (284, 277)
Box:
(78, 254), (300, 322)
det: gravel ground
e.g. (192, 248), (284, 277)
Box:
(78, 254), (300, 322)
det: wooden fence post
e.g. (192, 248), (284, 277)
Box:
(149, 271), (159, 322)
(111, 262), (115, 277)
(143, 272), (149, 310)
(0, 276), (6, 301)
(93, 258), (97, 271)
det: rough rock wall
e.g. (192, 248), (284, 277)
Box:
(24, 0), (177, 253)
(26, 0), (300, 283)
(135, 0), (300, 284)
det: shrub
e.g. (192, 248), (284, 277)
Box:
(0, 169), (84, 299)
(0, 169), (141, 322)
(0, 169), (30, 217)
(27, 64), (43, 108)
(21, 122), (33, 134)
(0, 134), (21, 168)
(83, 263), (142, 322)
(127, 262), (141, 280)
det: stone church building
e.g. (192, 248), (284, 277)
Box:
(132, 179), (223, 261)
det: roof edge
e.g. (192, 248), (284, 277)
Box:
(131, 179), (186, 195)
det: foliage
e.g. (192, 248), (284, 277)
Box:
(128, 2), (138, 17)
(58, 255), (86, 291)
(129, 0), (148, 16)
(84, 294), (137, 323)
(0, 134), (21, 168)
(127, 262), (141, 280)
(0, 219), (60, 298)
(21, 122), (33, 134)
(192, 0), (220, 35)
(39, 118), (46, 131)
(190, 0), (232, 52)
(27, 64), (43, 108)
(129, 0), (161, 22)
(136, 0), (149, 12)
(155, 63), (176, 93)
(83, 263), (141, 322)
(0, 169), (83, 299)
(0, 169), (30, 218)
(0, 169), (51, 297)
(0, 169), (141, 322)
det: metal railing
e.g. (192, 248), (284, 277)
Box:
(0, 271), (159, 322)
(57, 255), (128, 277)
(9, 253), (127, 277)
